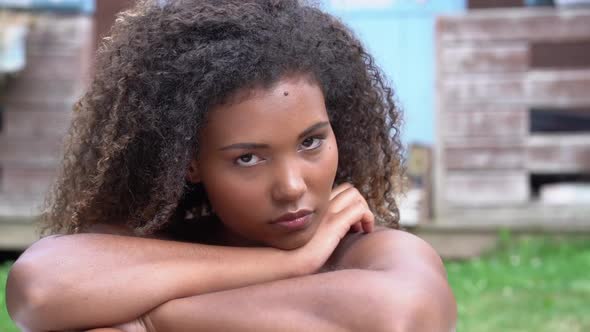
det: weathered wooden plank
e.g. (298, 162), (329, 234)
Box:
(19, 54), (85, 81)
(438, 8), (590, 42)
(441, 43), (528, 74)
(445, 147), (524, 170)
(526, 69), (590, 107)
(2, 110), (71, 138)
(444, 136), (526, 148)
(26, 15), (93, 55)
(2, 99), (74, 113)
(1, 165), (57, 195)
(443, 103), (528, 113)
(442, 69), (590, 106)
(439, 204), (590, 226)
(414, 231), (498, 259)
(0, 192), (45, 218)
(441, 74), (525, 103)
(445, 171), (529, 206)
(443, 109), (528, 137)
(526, 134), (590, 173)
(434, 33), (447, 220)
(0, 137), (63, 166)
(0, 78), (82, 104)
(444, 135), (590, 172)
(0, 222), (39, 250)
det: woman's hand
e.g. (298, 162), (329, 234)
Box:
(87, 317), (151, 332)
(113, 319), (148, 332)
(293, 183), (375, 273)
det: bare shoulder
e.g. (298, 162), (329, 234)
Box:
(331, 227), (457, 331)
(330, 226), (446, 276)
(32, 224), (134, 248)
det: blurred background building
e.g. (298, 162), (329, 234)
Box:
(327, 0), (590, 258)
(1, 0), (94, 249)
(0, 0), (589, 258)
(432, 1), (590, 258)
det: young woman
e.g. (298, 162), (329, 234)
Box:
(6, 0), (456, 331)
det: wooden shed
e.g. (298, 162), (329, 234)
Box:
(0, 0), (140, 250)
(434, 8), (590, 229)
(0, 13), (93, 249)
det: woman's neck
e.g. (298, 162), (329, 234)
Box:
(213, 223), (262, 248)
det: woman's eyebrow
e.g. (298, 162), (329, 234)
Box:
(220, 142), (270, 151)
(219, 121), (330, 151)
(298, 121), (330, 139)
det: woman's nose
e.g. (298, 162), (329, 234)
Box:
(271, 161), (307, 203)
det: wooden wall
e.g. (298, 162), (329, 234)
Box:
(435, 8), (590, 226)
(0, 1), (137, 249)
(0, 15), (93, 247)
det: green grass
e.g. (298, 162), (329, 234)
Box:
(1, 234), (589, 332)
(446, 233), (590, 332)
(1, 262), (18, 332)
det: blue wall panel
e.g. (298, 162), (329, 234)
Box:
(325, 0), (465, 145)
(0, 0), (94, 13)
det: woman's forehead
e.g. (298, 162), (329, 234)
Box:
(200, 77), (329, 148)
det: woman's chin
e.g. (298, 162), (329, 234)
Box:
(272, 239), (307, 250)
(266, 227), (316, 250)
(217, 219), (319, 250)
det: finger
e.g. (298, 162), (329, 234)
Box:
(329, 182), (353, 200)
(331, 200), (373, 237)
(342, 201), (374, 234)
(347, 222), (361, 234)
(351, 222), (362, 233)
(328, 187), (368, 214)
(361, 209), (375, 233)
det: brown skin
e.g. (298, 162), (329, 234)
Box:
(86, 77), (455, 331)
(192, 77), (340, 250)
(101, 229), (456, 332)
(7, 77), (455, 332)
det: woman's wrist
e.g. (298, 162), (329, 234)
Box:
(288, 244), (325, 276)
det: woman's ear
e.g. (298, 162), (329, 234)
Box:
(186, 159), (201, 184)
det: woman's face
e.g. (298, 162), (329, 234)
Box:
(192, 76), (339, 250)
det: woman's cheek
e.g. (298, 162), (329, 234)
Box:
(210, 177), (256, 212)
(315, 141), (339, 198)
(323, 140), (339, 182)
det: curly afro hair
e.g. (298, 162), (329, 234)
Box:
(40, 0), (405, 237)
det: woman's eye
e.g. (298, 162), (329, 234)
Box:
(235, 153), (262, 167)
(300, 136), (324, 150)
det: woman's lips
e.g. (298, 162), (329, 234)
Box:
(271, 210), (313, 231)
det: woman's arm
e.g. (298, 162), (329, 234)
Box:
(146, 269), (419, 332)
(7, 187), (373, 332)
(139, 228), (456, 332)
(6, 233), (300, 332)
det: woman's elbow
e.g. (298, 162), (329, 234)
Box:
(6, 256), (53, 331)
(6, 236), (69, 331)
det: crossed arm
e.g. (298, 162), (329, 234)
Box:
(139, 230), (456, 332)
(7, 228), (456, 332)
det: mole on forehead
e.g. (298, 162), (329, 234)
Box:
(283, 91), (289, 96)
